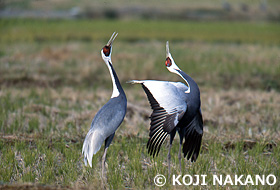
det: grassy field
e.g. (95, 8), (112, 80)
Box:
(0, 19), (279, 189)
(1, 19), (280, 44)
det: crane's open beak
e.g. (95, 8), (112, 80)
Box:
(166, 41), (170, 58)
(107, 32), (118, 47)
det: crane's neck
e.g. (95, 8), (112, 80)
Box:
(105, 60), (125, 98)
(176, 69), (200, 96)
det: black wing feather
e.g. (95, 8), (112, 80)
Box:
(183, 110), (203, 162)
(142, 84), (169, 157)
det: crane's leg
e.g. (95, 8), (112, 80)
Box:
(168, 131), (176, 179)
(168, 142), (172, 178)
(102, 133), (115, 181)
(101, 147), (108, 180)
(178, 137), (183, 174)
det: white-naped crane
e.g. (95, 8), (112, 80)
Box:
(82, 32), (127, 179)
(128, 41), (203, 175)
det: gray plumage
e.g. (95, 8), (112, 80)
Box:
(82, 94), (126, 167)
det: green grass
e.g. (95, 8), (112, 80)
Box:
(1, 19), (280, 44)
(0, 18), (279, 189)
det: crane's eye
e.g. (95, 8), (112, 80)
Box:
(165, 58), (172, 67)
(103, 46), (110, 56)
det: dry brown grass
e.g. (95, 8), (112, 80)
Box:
(1, 85), (279, 142)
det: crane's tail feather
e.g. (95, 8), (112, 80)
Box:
(126, 80), (144, 84)
(82, 130), (105, 167)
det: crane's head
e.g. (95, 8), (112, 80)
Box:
(101, 32), (118, 63)
(165, 41), (180, 74)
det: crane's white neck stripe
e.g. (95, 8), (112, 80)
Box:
(107, 61), (120, 98)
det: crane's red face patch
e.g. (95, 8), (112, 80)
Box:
(165, 57), (172, 67)
(103, 46), (111, 57)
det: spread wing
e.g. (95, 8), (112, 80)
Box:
(129, 80), (188, 157)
